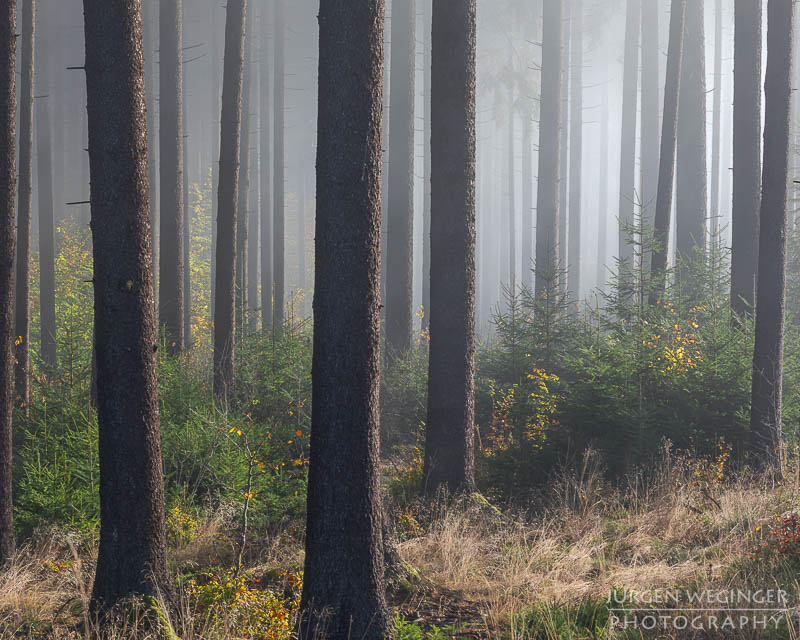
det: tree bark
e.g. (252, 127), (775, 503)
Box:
(236, 8), (253, 333)
(15, 0), (34, 412)
(182, 66), (191, 346)
(36, 0), (56, 371)
(213, 0), (247, 400)
(710, 0), (723, 238)
(596, 87), (609, 291)
(649, 0), (687, 305)
(385, 0), (416, 358)
(158, 0), (184, 353)
(749, 0), (794, 466)
(558, 4), (569, 282)
(534, 0), (563, 299)
(421, 0), (431, 331)
(422, 0), (477, 495)
(143, 0), (158, 305)
(640, 0), (659, 272)
(300, 1), (390, 637)
(272, 0), (284, 334)
(83, 0), (169, 612)
(0, 0), (16, 566)
(521, 107), (533, 290)
(675, 0), (708, 281)
(508, 77), (516, 292)
(730, 0), (763, 319)
(567, 0), (582, 302)
(260, 0), (273, 331)
(618, 0), (640, 277)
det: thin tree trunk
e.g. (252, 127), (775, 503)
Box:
(83, 0), (169, 612)
(296, 167), (306, 315)
(675, 0), (708, 283)
(421, 0), (431, 331)
(534, 0), (563, 299)
(730, 0), (763, 319)
(749, 0), (794, 466)
(158, 0), (184, 353)
(210, 0), (219, 327)
(213, 0), (247, 400)
(649, 0), (687, 305)
(272, 0), (284, 334)
(710, 0), (723, 238)
(237, 9), (253, 333)
(558, 3), (569, 281)
(183, 68), (191, 346)
(522, 108), (533, 290)
(0, 0), (16, 566)
(597, 87), (609, 291)
(508, 77), (516, 292)
(300, 1), (390, 637)
(36, 0), (56, 371)
(640, 0), (659, 272)
(567, 0), (582, 302)
(143, 0), (158, 305)
(15, 0), (34, 413)
(260, 0), (273, 331)
(385, 0), (416, 358)
(618, 0), (640, 278)
(423, 0), (477, 495)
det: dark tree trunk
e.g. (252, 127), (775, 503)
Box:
(422, 0), (477, 495)
(236, 9), (253, 333)
(260, 0), (272, 331)
(649, 0), (687, 304)
(36, 0), (56, 371)
(83, 0), (169, 612)
(15, 0), (34, 412)
(209, 0), (219, 326)
(640, 0), (659, 270)
(213, 0), (247, 400)
(567, 0), (582, 302)
(272, 0), (284, 334)
(300, 1), (390, 637)
(385, 0), (415, 358)
(421, 0), (431, 330)
(749, 0), (794, 466)
(534, 0), (563, 299)
(143, 0), (158, 304)
(618, 0), (640, 276)
(675, 0), (708, 280)
(521, 107), (533, 290)
(730, 0), (763, 319)
(0, 0), (16, 566)
(158, 0), (184, 353)
(247, 59), (258, 329)
(710, 0), (723, 238)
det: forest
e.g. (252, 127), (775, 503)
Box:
(0, 0), (799, 638)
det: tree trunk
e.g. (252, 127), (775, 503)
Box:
(272, 0), (284, 334)
(158, 0), (184, 353)
(182, 68), (191, 346)
(640, 0), (659, 272)
(0, 0), (16, 566)
(508, 78), (516, 292)
(521, 107), (533, 290)
(385, 0), (416, 358)
(236, 9), (253, 333)
(296, 167), (306, 315)
(421, 0), (431, 331)
(422, 0), (477, 495)
(143, 0), (158, 305)
(260, 0), (272, 331)
(209, 0), (219, 327)
(675, 0), (708, 282)
(649, 0), (687, 304)
(597, 88), (609, 292)
(749, 0), (794, 466)
(213, 0), (247, 400)
(709, 0), (723, 238)
(618, 0), (640, 277)
(15, 0), (34, 412)
(567, 0), (582, 302)
(36, 0), (56, 371)
(730, 0), (763, 319)
(300, 1), (390, 637)
(534, 0), (563, 299)
(83, 0), (169, 611)
(558, 4), (569, 282)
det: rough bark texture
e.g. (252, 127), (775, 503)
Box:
(649, 0), (687, 304)
(675, 0), (708, 277)
(300, 1), (390, 637)
(617, 0), (639, 274)
(15, 0), (34, 411)
(730, 0), (762, 319)
(143, 0), (158, 304)
(422, 0), (477, 495)
(272, 0), (284, 333)
(385, 0), (415, 358)
(213, 0), (247, 400)
(534, 0), (563, 299)
(237, 9), (253, 332)
(640, 0), (659, 268)
(83, 0), (169, 611)
(158, 0), (184, 353)
(567, 0), (582, 302)
(750, 0), (794, 466)
(0, 0), (16, 566)
(36, 0), (56, 371)
(260, 0), (273, 331)
(421, 0), (432, 330)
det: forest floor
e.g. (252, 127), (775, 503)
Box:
(2, 455), (800, 639)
